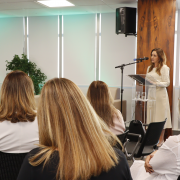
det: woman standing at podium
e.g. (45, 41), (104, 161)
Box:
(146, 48), (171, 146)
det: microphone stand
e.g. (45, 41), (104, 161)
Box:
(115, 60), (144, 113)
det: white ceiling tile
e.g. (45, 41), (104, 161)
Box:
(0, 5), (113, 17)
(102, 0), (136, 4)
(109, 2), (137, 10)
(0, 2), (44, 10)
(81, 5), (113, 13)
(0, 0), (34, 2)
(68, 0), (104, 6)
(0, 0), (138, 17)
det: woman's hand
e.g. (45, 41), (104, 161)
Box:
(144, 150), (157, 173)
(144, 154), (154, 173)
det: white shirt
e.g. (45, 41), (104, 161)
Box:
(0, 117), (39, 153)
(130, 135), (180, 180)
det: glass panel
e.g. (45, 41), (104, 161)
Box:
(127, 74), (157, 125)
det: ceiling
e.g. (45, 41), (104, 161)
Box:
(0, 0), (138, 18)
(0, 0), (179, 18)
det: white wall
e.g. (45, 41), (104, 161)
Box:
(101, 13), (136, 87)
(29, 16), (58, 81)
(0, 17), (24, 82)
(0, 14), (136, 87)
(63, 14), (95, 85)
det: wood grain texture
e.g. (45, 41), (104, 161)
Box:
(137, 0), (176, 139)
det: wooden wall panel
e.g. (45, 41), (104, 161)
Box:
(137, 0), (176, 138)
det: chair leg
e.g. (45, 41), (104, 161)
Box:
(126, 155), (135, 163)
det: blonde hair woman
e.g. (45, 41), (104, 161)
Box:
(87, 81), (125, 135)
(0, 70), (39, 179)
(17, 78), (132, 180)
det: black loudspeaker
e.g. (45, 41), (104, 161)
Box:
(116, 7), (136, 36)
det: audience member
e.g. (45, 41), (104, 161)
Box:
(87, 81), (125, 135)
(17, 78), (132, 180)
(0, 70), (39, 153)
(130, 134), (180, 180)
(0, 70), (39, 180)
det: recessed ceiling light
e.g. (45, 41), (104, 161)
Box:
(37, 0), (75, 7)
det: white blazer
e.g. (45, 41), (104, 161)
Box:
(130, 135), (180, 180)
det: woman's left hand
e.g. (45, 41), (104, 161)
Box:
(144, 154), (155, 173)
(144, 150), (157, 173)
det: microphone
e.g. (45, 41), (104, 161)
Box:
(133, 57), (149, 61)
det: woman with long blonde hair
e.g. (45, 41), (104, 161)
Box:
(17, 78), (132, 180)
(87, 81), (125, 135)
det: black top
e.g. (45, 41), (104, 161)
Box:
(17, 148), (132, 180)
(0, 151), (28, 180)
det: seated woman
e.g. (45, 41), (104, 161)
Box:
(17, 78), (132, 180)
(87, 81), (125, 135)
(0, 71), (39, 179)
(130, 134), (180, 180)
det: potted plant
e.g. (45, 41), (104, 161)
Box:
(6, 54), (47, 95)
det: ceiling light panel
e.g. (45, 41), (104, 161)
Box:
(37, 0), (75, 7)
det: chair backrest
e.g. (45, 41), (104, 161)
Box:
(116, 130), (129, 150)
(127, 120), (145, 142)
(117, 130), (129, 144)
(136, 119), (166, 157)
(0, 151), (28, 180)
